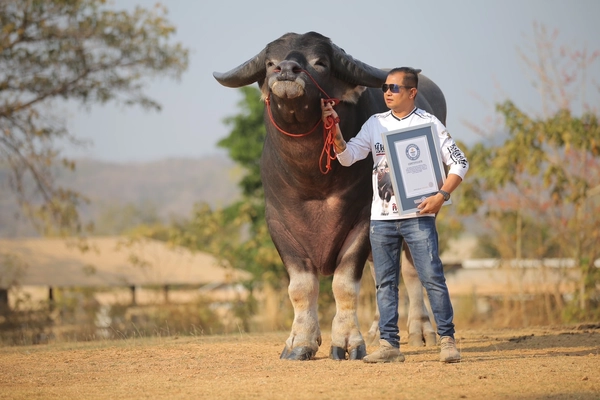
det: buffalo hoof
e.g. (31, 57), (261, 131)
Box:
(280, 345), (315, 361)
(329, 344), (367, 360)
(408, 333), (425, 347)
(424, 332), (437, 347)
(348, 344), (367, 360)
(329, 346), (346, 360)
(408, 332), (438, 347)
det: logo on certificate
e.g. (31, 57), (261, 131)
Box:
(405, 144), (420, 161)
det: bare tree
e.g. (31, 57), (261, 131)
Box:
(0, 0), (189, 235)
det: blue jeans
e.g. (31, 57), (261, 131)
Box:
(369, 217), (455, 348)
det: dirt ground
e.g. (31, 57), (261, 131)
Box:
(1, 325), (599, 400)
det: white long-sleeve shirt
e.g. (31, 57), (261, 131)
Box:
(337, 107), (469, 220)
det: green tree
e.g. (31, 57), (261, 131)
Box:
(216, 87), (287, 287)
(464, 24), (600, 319)
(174, 87), (282, 289)
(218, 86), (266, 199)
(163, 88), (284, 293)
(0, 0), (188, 236)
(163, 87), (292, 329)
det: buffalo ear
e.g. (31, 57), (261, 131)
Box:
(213, 48), (267, 88)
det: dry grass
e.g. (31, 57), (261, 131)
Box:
(1, 325), (599, 399)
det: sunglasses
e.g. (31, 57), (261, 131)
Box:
(381, 84), (414, 93)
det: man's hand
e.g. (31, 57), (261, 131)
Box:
(321, 99), (346, 153)
(321, 99), (338, 122)
(417, 193), (445, 214)
(419, 175), (463, 214)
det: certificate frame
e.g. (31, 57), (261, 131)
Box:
(382, 122), (449, 215)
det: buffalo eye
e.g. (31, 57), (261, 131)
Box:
(314, 60), (328, 68)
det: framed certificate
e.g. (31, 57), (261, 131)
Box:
(382, 122), (449, 215)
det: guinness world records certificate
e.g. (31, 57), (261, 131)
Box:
(382, 122), (450, 215)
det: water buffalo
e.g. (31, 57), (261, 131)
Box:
(214, 32), (441, 360)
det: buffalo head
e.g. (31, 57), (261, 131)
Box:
(213, 32), (387, 113)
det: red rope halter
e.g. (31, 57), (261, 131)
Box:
(265, 69), (340, 174)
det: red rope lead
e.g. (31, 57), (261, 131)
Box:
(265, 69), (341, 174)
(320, 114), (340, 174)
(265, 96), (321, 137)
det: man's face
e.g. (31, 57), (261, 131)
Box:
(383, 72), (415, 111)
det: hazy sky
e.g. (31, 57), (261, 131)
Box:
(63, 0), (600, 163)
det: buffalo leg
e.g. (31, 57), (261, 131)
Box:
(402, 242), (437, 347)
(280, 270), (322, 360)
(330, 265), (366, 360)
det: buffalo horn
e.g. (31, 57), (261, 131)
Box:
(213, 48), (267, 88)
(330, 43), (387, 88)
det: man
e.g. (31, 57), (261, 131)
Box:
(321, 67), (469, 363)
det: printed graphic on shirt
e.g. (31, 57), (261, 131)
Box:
(448, 143), (468, 168)
(374, 158), (396, 216)
(374, 142), (385, 157)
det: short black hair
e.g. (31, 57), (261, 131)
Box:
(388, 67), (419, 89)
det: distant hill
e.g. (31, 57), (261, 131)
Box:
(0, 155), (242, 237)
